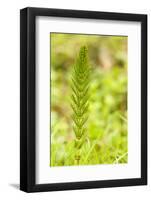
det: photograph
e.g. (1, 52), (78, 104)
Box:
(50, 33), (128, 167)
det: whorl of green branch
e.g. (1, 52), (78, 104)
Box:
(71, 46), (90, 164)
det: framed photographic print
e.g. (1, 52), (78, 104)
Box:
(20, 7), (147, 192)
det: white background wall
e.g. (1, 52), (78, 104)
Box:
(0, 0), (150, 199)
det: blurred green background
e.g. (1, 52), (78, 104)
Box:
(50, 33), (128, 167)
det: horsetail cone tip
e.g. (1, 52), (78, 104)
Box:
(71, 46), (90, 164)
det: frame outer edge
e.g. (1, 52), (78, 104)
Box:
(141, 15), (147, 185)
(20, 8), (28, 192)
(20, 7), (36, 193)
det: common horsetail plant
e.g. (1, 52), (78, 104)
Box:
(71, 46), (90, 165)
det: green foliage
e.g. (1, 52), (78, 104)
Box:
(71, 46), (90, 164)
(50, 33), (128, 167)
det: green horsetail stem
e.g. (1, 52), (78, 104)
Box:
(71, 46), (90, 165)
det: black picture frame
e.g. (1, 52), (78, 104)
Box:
(20, 7), (147, 193)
